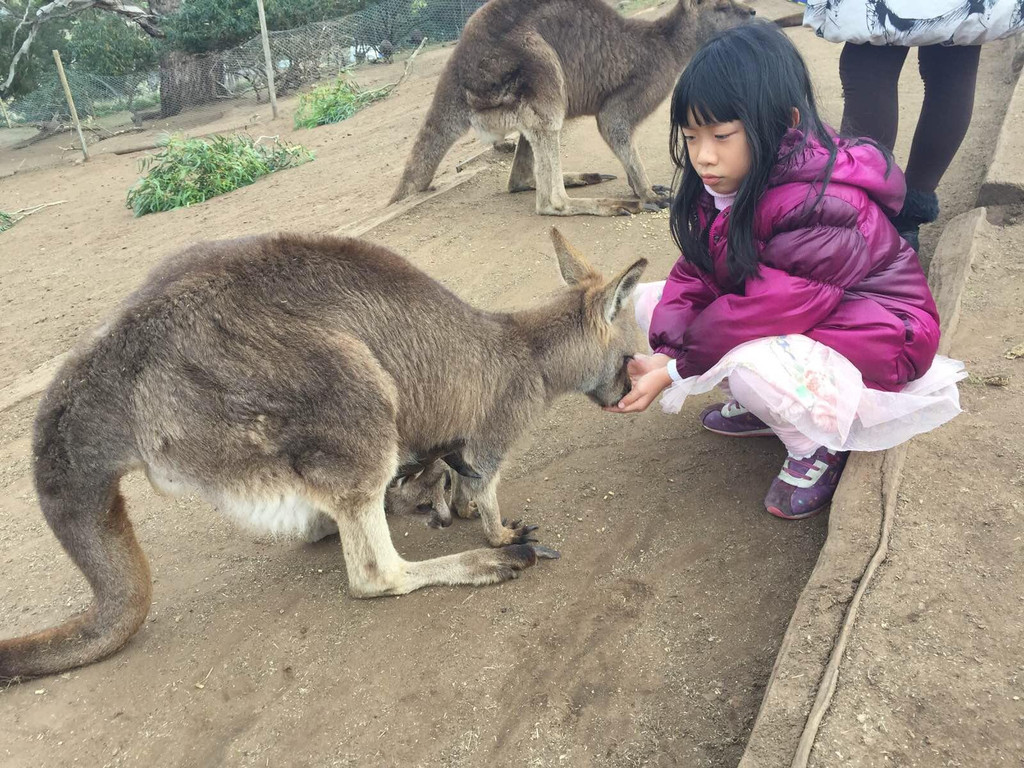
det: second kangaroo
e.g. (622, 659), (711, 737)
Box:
(391, 0), (756, 216)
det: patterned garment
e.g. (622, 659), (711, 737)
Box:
(804, 0), (1024, 46)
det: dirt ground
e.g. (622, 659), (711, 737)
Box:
(0, 4), (1017, 766)
(809, 212), (1024, 768)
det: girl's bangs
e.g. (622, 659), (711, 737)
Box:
(672, 64), (741, 128)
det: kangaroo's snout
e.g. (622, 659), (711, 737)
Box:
(427, 506), (454, 528)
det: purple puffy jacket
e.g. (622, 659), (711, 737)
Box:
(649, 129), (940, 392)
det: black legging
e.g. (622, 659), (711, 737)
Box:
(838, 42), (982, 194)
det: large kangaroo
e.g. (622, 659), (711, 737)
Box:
(390, 0), (756, 216)
(0, 229), (646, 680)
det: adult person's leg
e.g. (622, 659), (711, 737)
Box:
(839, 42), (910, 149)
(891, 44), (983, 250)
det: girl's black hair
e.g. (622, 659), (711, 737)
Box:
(668, 21), (891, 283)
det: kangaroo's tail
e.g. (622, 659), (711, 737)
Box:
(0, 368), (150, 681)
(390, 65), (472, 204)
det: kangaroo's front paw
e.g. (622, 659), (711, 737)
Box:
(641, 189), (671, 210)
(487, 518), (540, 547)
(453, 499), (479, 520)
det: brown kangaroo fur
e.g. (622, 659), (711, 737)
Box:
(0, 229), (646, 681)
(390, 0), (756, 216)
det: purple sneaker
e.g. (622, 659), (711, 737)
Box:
(764, 447), (849, 520)
(700, 401), (775, 437)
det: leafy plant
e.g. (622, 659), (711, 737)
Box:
(293, 76), (391, 128)
(125, 133), (314, 216)
(0, 210), (14, 233)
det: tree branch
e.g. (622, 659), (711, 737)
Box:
(1, 0), (164, 96)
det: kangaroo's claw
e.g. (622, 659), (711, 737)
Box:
(531, 545), (561, 560)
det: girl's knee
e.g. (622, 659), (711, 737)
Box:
(632, 281), (665, 337)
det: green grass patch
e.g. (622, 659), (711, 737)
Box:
(126, 133), (314, 217)
(293, 77), (392, 129)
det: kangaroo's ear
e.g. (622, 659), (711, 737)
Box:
(550, 228), (597, 285)
(599, 258), (648, 323)
(421, 460), (448, 483)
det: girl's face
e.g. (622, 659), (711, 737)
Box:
(681, 118), (751, 195)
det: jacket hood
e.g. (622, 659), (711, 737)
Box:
(769, 128), (906, 217)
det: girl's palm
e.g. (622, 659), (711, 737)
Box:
(604, 357), (673, 414)
(627, 353), (671, 383)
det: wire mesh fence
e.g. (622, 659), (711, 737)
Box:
(2, 0), (486, 138)
(7, 69), (161, 124)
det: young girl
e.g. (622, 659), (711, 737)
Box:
(609, 21), (965, 520)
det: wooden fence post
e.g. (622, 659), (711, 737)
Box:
(255, 0), (279, 119)
(51, 50), (88, 161)
(0, 97), (12, 129)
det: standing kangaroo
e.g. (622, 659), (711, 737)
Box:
(0, 229), (646, 680)
(390, 0), (756, 216)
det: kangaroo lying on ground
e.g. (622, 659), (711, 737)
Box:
(0, 229), (646, 680)
(390, 0), (756, 216)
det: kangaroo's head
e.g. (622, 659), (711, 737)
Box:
(544, 228), (648, 408)
(691, 0), (758, 41)
(386, 461), (454, 529)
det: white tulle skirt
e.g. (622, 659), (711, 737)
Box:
(634, 281), (967, 453)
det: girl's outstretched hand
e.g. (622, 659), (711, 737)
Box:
(625, 353), (671, 381)
(604, 354), (674, 414)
